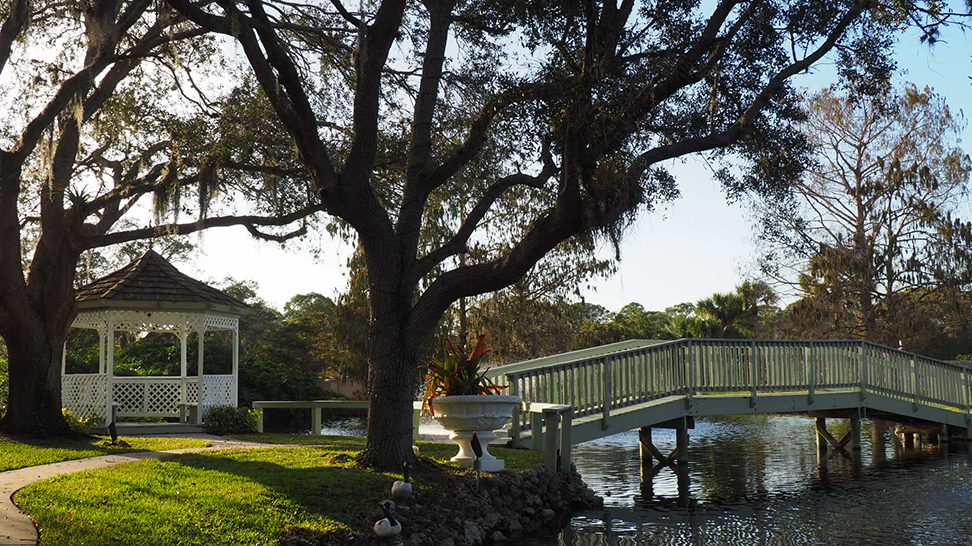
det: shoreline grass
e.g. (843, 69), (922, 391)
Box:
(15, 435), (544, 546)
(229, 433), (543, 473)
(0, 434), (211, 472)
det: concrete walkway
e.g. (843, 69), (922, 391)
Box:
(0, 435), (277, 546)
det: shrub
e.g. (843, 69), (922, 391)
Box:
(0, 357), (7, 419)
(61, 408), (93, 434)
(204, 406), (259, 435)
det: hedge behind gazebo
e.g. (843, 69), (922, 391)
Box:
(63, 250), (248, 425)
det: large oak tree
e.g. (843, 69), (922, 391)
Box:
(0, 1), (319, 435)
(163, 0), (964, 468)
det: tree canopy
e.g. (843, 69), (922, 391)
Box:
(0, 0), (321, 435)
(159, 0), (967, 467)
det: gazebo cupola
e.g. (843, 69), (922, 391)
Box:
(62, 250), (248, 426)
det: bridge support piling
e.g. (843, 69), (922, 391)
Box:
(815, 418), (828, 456)
(938, 423), (949, 459)
(872, 419), (887, 465)
(676, 417), (689, 467)
(639, 427), (653, 478)
(850, 417), (861, 452)
(676, 463), (690, 507)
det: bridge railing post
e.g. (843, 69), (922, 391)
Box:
(859, 341), (868, 402)
(913, 355), (920, 412)
(686, 340), (694, 407)
(561, 407), (573, 470)
(531, 410), (544, 451)
(749, 340), (757, 407)
(808, 341), (816, 405)
(964, 367), (972, 437)
(509, 376), (521, 448)
(543, 409), (559, 470)
(601, 357), (612, 430)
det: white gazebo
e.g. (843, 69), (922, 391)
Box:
(62, 250), (248, 427)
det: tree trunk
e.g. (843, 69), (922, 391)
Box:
(355, 229), (421, 469)
(360, 303), (420, 469)
(0, 327), (73, 436)
(0, 210), (80, 437)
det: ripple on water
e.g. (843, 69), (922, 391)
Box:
(561, 415), (972, 546)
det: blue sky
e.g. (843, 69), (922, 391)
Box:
(188, 21), (972, 314)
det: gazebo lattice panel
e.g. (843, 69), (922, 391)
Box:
(204, 315), (239, 330)
(201, 375), (238, 417)
(110, 311), (205, 334)
(61, 374), (107, 421)
(112, 379), (184, 417)
(185, 381), (200, 404)
(71, 310), (109, 332)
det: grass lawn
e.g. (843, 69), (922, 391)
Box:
(229, 433), (544, 473)
(0, 435), (211, 472)
(17, 438), (545, 546)
(230, 433), (365, 447)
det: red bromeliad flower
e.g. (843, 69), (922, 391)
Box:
(420, 334), (506, 415)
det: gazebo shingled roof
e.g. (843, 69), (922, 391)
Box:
(75, 250), (248, 312)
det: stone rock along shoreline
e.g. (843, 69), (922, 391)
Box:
(280, 464), (604, 546)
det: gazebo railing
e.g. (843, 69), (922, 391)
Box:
(62, 374), (238, 421)
(112, 377), (186, 417)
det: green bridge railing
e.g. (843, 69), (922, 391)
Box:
(497, 339), (972, 435)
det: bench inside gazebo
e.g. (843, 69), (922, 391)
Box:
(62, 250), (247, 433)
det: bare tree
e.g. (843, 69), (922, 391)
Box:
(756, 84), (972, 344)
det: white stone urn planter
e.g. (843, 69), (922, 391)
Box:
(430, 394), (521, 472)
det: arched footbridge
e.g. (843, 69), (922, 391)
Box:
(487, 339), (972, 470)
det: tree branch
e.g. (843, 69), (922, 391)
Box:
(0, 0), (29, 76)
(409, 157), (557, 286)
(623, 0), (868, 185)
(82, 203), (326, 249)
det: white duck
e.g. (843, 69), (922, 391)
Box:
(391, 462), (412, 499)
(373, 499), (402, 537)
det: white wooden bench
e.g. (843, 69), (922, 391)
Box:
(176, 402), (198, 423)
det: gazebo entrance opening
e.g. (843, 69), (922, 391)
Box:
(61, 251), (246, 427)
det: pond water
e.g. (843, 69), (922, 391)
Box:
(318, 413), (972, 545)
(561, 415), (972, 546)
(318, 415), (451, 440)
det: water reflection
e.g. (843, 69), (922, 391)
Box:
(317, 415), (452, 440)
(562, 415), (972, 546)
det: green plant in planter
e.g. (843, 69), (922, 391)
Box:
(421, 334), (506, 414)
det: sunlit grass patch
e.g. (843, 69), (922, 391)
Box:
(230, 433), (546, 473)
(229, 433), (365, 447)
(0, 435), (210, 472)
(18, 447), (392, 546)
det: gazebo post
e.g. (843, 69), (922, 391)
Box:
(232, 327), (239, 406)
(98, 330), (105, 374)
(105, 315), (115, 426)
(196, 326), (205, 424)
(180, 330), (188, 422)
